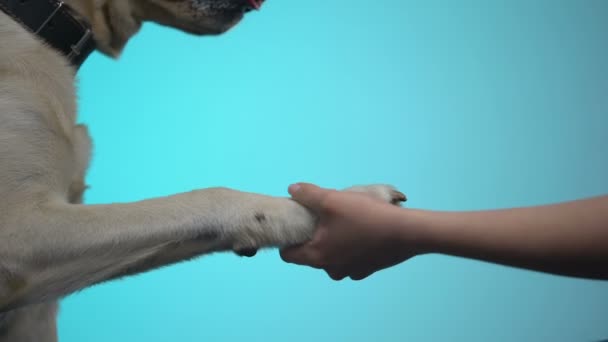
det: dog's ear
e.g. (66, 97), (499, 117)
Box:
(90, 1), (142, 57)
(66, 0), (142, 58)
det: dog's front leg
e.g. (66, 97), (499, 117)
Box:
(0, 187), (316, 311)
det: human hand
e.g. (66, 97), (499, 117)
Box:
(280, 183), (419, 281)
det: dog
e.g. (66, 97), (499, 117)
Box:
(0, 0), (406, 340)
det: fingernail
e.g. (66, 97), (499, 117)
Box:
(288, 183), (301, 195)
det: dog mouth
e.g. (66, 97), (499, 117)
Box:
(245, 0), (264, 10)
(202, 0), (265, 13)
(183, 0), (266, 35)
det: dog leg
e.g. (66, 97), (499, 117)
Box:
(0, 185), (404, 312)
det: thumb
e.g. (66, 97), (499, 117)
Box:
(288, 182), (332, 213)
(280, 244), (319, 267)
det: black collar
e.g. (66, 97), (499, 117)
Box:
(0, 0), (96, 69)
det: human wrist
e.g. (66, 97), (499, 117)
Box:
(388, 207), (439, 256)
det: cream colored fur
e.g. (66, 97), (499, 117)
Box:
(0, 1), (405, 341)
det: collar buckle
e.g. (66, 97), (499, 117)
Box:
(34, 1), (94, 63)
(0, 0), (96, 68)
(67, 29), (93, 60)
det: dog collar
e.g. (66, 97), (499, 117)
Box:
(0, 0), (96, 69)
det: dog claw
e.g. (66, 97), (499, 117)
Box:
(235, 248), (258, 257)
(391, 190), (407, 205)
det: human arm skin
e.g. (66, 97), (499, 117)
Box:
(280, 183), (608, 281)
(413, 195), (608, 280)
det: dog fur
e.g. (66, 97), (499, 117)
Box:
(0, 1), (405, 340)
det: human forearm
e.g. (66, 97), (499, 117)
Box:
(401, 196), (608, 280)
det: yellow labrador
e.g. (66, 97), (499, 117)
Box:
(0, 0), (406, 340)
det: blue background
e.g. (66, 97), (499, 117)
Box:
(61, 1), (608, 341)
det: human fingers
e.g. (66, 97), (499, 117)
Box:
(288, 183), (334, 213)
(280, 244), (323, 268)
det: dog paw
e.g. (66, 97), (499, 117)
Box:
(343, 184), (407, 206)
(230, 194), (317, 255)
(229, 184), (406, 255)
